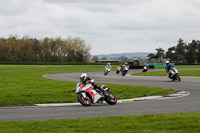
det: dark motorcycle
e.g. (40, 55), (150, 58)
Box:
(122, 66), (129, 76)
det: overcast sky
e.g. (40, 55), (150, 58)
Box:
(1, 0), (200, 55)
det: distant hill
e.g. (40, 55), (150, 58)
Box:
(93, 52), (150, 59)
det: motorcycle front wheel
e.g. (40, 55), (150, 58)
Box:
(104, 92), (117, 105)
(176, 74), (181, 81)
(122, 72), (127, 76)
(173, 74), (181, 82)
(122, 72), (125, 76)
(104, 71), (107, 75)
(78, 93), (91, 106)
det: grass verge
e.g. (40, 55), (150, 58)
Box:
(155, 65), (200, 69)
(0, 65), (176, 106)
(0, 113), (200, 133)
(132, 70), (200, 77)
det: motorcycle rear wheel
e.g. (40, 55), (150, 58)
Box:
(104, 92), (117, 105)
(78, 93), (91, 106)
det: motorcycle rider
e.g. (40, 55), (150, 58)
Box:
(79, 73), (108, 93)
(143, 64), (149, 72)
(105, 63), (111, 70)
(118, 64), (122, 69)
(117, 64), (122, 71)
(122, 62), (129, 71)
(146, 64), (149, 69)
(165, 61), (173, 78)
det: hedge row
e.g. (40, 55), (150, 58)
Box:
(0, 62), (121, 65)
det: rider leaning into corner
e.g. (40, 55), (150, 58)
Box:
(165, 61), (173, 77)
(105, 63), (111, 70)
(122, 62), (129, 70)
(80, 73), (108, 93)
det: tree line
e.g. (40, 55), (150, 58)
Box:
(148, 38), (200, 64)
(0, 35), (91, 63)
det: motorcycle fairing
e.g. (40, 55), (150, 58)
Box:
(79, 84), (102, 103)
(124, 66), (129, 70)
(117, 67), (121, 71)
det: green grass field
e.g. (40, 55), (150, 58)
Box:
(155, 65), (200, 69)
(0, 65), (176, 106)
(132, 70), (200, 77)
(0, 113), (200, 133)
(0, 65), (199, 132)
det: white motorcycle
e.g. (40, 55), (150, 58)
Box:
(104, 67), (111, 75)
(168, 67), (181, 81)
(73, 83), (117, 106)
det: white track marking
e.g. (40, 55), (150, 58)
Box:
(35, 91), (189, 107)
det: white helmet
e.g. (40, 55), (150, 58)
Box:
(165, 61), (169, 64)
(107, 63), (111, 65)
(80, 73), (87, 82)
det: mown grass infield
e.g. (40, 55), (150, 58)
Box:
(155, 65), (200, 69)
(0, 65), (176, 106)
(0, 65), (200, 132)
(132, 70), (200, 77)
(0, 113), (200, 133)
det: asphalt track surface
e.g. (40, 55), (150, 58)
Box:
(0, 69), (200, 121)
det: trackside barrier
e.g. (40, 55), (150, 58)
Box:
(145, 63), (175, 66)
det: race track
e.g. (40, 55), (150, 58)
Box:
(0, 69), (200, 121)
